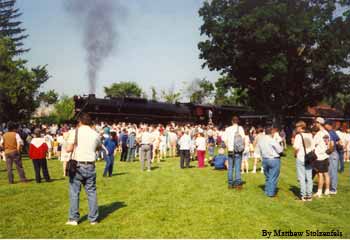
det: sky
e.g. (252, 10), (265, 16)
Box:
(16, 0), (220, 98)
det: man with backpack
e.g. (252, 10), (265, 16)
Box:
(223, 116), (245, 189)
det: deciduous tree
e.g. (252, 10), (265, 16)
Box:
(104, 81), (143, 98)
(199, 0), (350, 123)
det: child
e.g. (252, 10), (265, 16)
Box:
(103, 132), (117, 177)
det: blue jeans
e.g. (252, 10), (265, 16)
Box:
(127, 148), (136, 162)
(262, 158), (280, 197)
(296, 159), (313, 197)
(228, 152), (242, 186)
(69, 163), (98, 222)
(328, 151), (339, 192)
(103, 155), (114, 177)
(338, 150), (344, 173)
(208, 146), (215, 157)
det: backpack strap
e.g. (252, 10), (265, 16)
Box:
(299, 133), (307, 156)
(69, 128), (79, 160)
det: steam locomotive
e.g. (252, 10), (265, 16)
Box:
(73, 94), (265, 126)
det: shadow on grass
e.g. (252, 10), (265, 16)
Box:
(80, 201), (127, 223)
(111, 172), (128, 176)
(258, 184), (279, 195)
(48, 178), (65, 182)
(289, 185), (300, 198)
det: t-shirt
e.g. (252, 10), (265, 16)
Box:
(68, 126), (101, 162)
(179, 134), (191, 150)
(213, 154), (228, 169)
(196, 137), (206, 151)
(104, 138), (117, 156)
(313, 129), (330, 161)
(223, 124), (245, 152)
(293, 133), (314, 161)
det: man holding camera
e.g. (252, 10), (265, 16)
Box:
(66, 113), (102, 226)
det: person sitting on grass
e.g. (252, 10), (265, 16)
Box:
(209, 148), (228, 170)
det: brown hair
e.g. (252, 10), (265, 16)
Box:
(232, 116), (239, 124)
(78, 113), (92, 126)
(295, 121), (306, 130)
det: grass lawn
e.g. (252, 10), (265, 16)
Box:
(0, 147), (349, 238)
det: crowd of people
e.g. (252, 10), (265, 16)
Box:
(0, 113), (349, 225)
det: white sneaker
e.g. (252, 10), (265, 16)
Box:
(147, 169), (151, 172)
(313, 192), (322, 198)
(324, 190), (330, 196)
(329, 191), (337, 195)
(252, 170), (256, 174)
(66, 220), (78, 226)
(90, 221), (98, 225)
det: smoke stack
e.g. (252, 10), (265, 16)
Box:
(64, 0), (125, 94)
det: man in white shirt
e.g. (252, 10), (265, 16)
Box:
(66, 113), (102, 226)
(223, 116), (245, 189)
(178, 130), (191, 168)
(140, 126), (153, 172)
(313, 117), (331, 197)
(257, 127), (284, 197)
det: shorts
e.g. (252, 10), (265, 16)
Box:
(313, 159), (329, 173)
(243, 152), (250, 161)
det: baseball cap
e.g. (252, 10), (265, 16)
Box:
(315, 117), (325, 125)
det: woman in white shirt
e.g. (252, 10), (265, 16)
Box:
(60, 131), (71, 177)
(252, 127), (264, 173)
(293, 121), (314, 201)
(195, 132), (206, 168)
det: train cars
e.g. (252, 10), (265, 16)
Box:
(73, 94), (253, 125)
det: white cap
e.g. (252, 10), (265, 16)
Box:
(316, 117), (325, 125)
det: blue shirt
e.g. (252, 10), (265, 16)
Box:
(104, 138), (117, 156)
(328, 130), (340, 142)
(328, 130), (340, 153)
(213, 154), (228, 169)
(257, 135), (283, 159)
(119, 133), (128, 146)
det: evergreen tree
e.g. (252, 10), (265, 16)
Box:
(0, 0), (29, 54)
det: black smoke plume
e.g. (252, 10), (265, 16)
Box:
(64, 0), (124, 94)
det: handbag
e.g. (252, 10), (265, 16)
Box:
(300, 133), (317, 166)
(66, 128), (78, 178)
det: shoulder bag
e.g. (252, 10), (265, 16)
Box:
(300, 133), (317, 166)
(66, 128), (78, 178)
